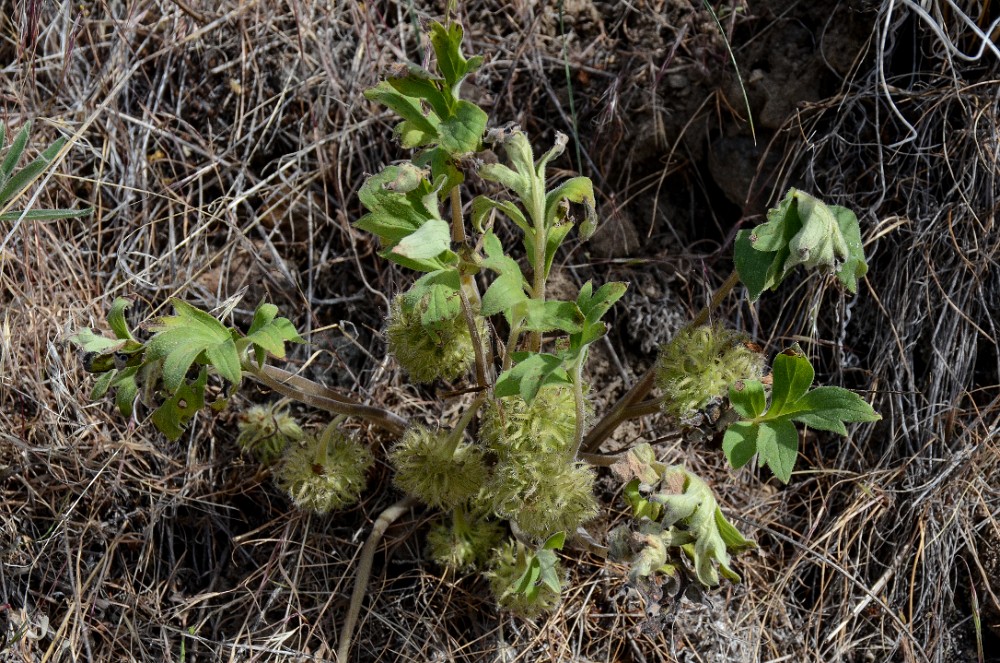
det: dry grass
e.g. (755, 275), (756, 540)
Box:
(1, 0), (998, 661)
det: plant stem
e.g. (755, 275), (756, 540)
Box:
(569, 353), (587, 459)
(450, 186), (466, 244)
(578, 450), (623, 467)
(458, 286), (488, 389)
(336, 496), (417, 663)
(442, 392), (487, 457)
(528, 175), (547, 353)
(580, 269), (742, 453)
(502, 320), (522, 371)
(621, 399), (663, 420)
(245, 363), (409, 436)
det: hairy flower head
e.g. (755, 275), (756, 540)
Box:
(386, 294), (482, 384)
(479, 386), (582, 459)
(391, 425), (488, 509)
(237, 402), (303, 464)
(274, 425), (372, 514)
(485, 452), (598, 540)
(655, 324), (764, 420)
(426, 510), (504, 572)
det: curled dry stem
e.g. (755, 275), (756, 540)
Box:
(245, 363), (409, 436)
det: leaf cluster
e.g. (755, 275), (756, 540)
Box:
(488, 532), (565, 617)
(609, 452), (754, 588)
(722, 348), (881, 483)
(72, 298), (303, 439)
(735, 188), (868, 301)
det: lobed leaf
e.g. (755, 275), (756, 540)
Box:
(429, 21), (483, 93)
(243, 302), (305, 366)
(146, 299), (242, 391)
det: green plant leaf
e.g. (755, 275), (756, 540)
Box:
(146, 299), (242, 392)
(737, 189), (869, 299)
(754, 419), (799, 484)
(722, 350), (879, 483)
(429, 21), (483, 92)
(391, 217), (452, 261)
(520, 299), (584, 334)
(90, 367), (117, 400)
(481, 274), (527, 318)
(734, 229), (773, 303)
(0, 121), (31, 187)
(477, 162), (529, 202)
(402, 268), (464, 330)
(471, 196), (529, 235)
(480, 231), (522, 278)
(480, 131), (534, 201)
(108, 297), (136, 341)
(0, 207), (93, 221)
(623, 478), (662, 520)
(71, 328), (122, 355)
(150, 368), (208, 440)
(534, 132), (568, 175)
(513, 553), (542, 595)
(721, 421), (758, 469)
(768, 350), (814, 416)
(112, 366), (141, 418)
(416, 146), (464, 198)
(541, 530), (566, 551)
(243, 302), (305, 366)
(569, 280), (628, 352)
(387, 67), (450, 117)
(544, 176), (595, 230)
(365, 26), (486, 157)
(355, 164), (435, 242)
(832, 204), (867, 293)
(541, 223), (573, 282)
(0, 136), (67, 204)
(728, 378), (766, 419)
(494, 352), (570, 403)
(624, 466), (754, 586)
(364, 81), (439, 138)
(792, 386), (881, 434)
(577, 280), (627, 325)
(437, 100), (488, 154)
(355, 164), (454, 272)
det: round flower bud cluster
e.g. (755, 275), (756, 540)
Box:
(486, 453), (598, 539)
(274, 426), (372, 514)
(426, 510), (503, 572)
(487, 540), (563, 617)
(386, 294), (483, 384)
(390, 425), (488, 510)
(237, 402), (303, 464)
(655, 324), (764, 420)
(478, 386), (597, 539)
(479, 386), (580, 458)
